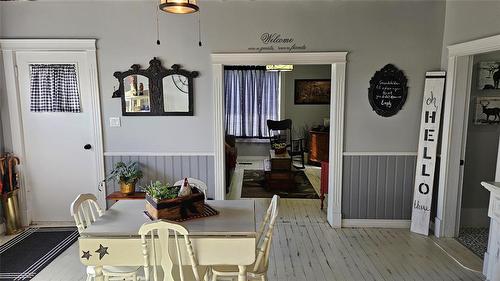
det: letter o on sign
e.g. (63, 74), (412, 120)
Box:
(419, 183), (430, 195)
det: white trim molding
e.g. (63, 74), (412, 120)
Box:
(211, 52), (348, 228)
(0, 39), (96, 51)
(342, 219), (411, 229)
(448, 34), (500, 57)
(103, 152), (216, 157)
(0, 39), (105, 224)
(436, 34), (500, 238)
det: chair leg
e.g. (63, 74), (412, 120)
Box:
(103, 275), (109, 281)
(86, 274), (93, 281)
(211, 272), (217, 281)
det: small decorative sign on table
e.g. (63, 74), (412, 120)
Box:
(410, 71), (446, 236)
(368, 64), (408, 117)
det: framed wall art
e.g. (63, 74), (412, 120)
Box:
(474, 96), (500, 124)
(477, 61), (500, 90)
(294, 79), (331, 104)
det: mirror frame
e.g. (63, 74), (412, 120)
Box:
(113, 57), (199, 116)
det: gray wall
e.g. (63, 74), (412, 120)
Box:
(0, 0), (445, 153)
(342, 155), (416, 220)
(441, 1), (500, 69)
(460, 52), (500, 227)
(105, 155), (215, 204)
(0, 1), (445, 209)
(283, 64), (331, 134)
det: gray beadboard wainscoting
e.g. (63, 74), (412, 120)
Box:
(104, 155), (215, 206)
(342, 154), (417, 220)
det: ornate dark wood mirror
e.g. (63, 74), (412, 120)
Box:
(113, 58), (198, 116)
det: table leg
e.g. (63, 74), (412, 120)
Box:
(94, 266), (104, 281)
(237, 265), (247, 281)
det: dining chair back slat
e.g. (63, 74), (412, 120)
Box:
(70, 193), (104, 233)
(253, 195), (279, 274)
(139, 221), (202, 281)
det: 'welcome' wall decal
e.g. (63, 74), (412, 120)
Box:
(248, 33), (306, 52)
(410, 71), (446, 236)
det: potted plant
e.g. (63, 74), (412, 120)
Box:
(105, 161), (143, 195)
(272, 142), (287, 155)
(143, 180), (205, 220)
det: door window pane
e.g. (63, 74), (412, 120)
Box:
(30, 64), (81, 113)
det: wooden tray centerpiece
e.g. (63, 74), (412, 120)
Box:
(143, 180), (206, 221)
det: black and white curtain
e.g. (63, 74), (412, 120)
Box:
(224, 67), (279, 138)
(30, 64), (81, 113)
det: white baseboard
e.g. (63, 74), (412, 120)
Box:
(342, 219), (411, 228)
(460, 208), (490, 228)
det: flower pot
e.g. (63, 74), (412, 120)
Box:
(120, 182), (136, 195)
(274, 147), (287, 155)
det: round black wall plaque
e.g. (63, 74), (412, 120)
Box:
(368, 64), (408, 117)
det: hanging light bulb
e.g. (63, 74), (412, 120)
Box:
(159, 0), (199, 14)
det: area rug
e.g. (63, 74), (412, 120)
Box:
(241, 170), (319, 199)
(0, 227), (79, 280)
(456, 227), (489, 259)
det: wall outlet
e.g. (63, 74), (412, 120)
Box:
(109, 117), (121, 127)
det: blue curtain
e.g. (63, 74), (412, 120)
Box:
(224, 69), (279, 138)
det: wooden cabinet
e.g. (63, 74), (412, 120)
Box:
(309, 131), (329, 166)
(482, 182), (500, 281)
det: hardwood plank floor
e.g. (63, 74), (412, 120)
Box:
(21, 199), (484, 281)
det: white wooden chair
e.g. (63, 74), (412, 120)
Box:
(174, 178), (208, 200)
(138, 220), (208, 281)
(70, 194), (140, 281)
(210, 195), (279, 281)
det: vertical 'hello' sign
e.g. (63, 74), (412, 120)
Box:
(410, 71), (446, 236)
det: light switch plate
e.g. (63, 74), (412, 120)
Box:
(109, 117), (121, 127)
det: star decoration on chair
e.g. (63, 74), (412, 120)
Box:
(81, 250), (92, 260)
(95, 244), (109, 260)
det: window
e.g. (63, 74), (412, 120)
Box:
(30, 64), (81, 113)
(224, 66), (279, 138)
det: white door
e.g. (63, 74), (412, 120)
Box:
(16, 51), (101, 223)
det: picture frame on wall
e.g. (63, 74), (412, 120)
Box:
(294, 79), (331, 104)
(474, 96), (500, 125)
(478, 61), (500, 90)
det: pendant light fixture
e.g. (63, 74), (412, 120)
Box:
(159, 0), (199, 14)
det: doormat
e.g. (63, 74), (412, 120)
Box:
(0, 227), (79, 280)
(456, 227), (489, 259)
(241, 170), (319, 199)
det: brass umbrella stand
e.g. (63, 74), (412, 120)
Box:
(1, 154), (23, 235)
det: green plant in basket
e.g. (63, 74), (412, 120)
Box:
(105, 161), (143, 184)
(142, 181), (180, 200)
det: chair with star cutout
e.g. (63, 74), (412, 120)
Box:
(70, 193), (140, 281)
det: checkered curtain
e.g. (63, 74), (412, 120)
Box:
(30, 64), (81, 113)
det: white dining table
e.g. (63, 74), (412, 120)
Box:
(78, 199), (257, 281)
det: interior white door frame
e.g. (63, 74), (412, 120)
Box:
(436, 34), (500, 237)
(0, 39), (105, 225)
(211, 52), (348, 228)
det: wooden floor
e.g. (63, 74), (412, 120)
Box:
(24, 199), (484, 281)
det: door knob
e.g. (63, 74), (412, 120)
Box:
(84, 144), (92, 150)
